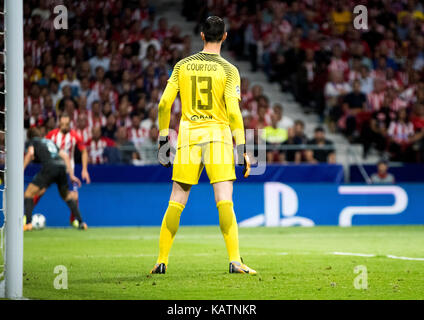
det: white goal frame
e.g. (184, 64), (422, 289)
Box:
(0, 0), (24, 299)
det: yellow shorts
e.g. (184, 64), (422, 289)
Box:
(172, 142), (236, 185)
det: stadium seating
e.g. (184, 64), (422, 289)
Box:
(182, 0), (424, 165)
(1, 0), (424, 172)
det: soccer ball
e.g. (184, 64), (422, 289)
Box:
(32, 213), (46, 230)
(71, 219), (79, 229)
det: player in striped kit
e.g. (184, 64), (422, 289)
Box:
(42, 113), (91, 227)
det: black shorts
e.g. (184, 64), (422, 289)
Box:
(32, 164), (69, 196)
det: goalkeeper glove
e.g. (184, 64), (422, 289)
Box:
(158, 136), (174, 168)
(236, 144), (251, 178)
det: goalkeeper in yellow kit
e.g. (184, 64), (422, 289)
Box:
(150, 16), (256, 274)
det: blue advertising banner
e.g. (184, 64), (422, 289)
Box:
(23, 163), (345, 183)
(350, 164), (424, 182)
(3, 182), (422, 227)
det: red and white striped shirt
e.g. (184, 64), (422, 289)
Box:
(370, 70), (386, 81)
(70, 109), (79, 129)
(328, 58), (349, 74)
(385, 78), (401, 90)
(87, 111), (107, 129)
(24, 96), (44, 114)
(91, 81), (105, 96)
(127, 127), (145, 149)
(116, 116), (132, 128)
(390, 98), (408, 112)
(45, 128), (86, 168)
(400, 85), (417, 105)
(278, 19), (292, 36)
(75, 127), (92, 144)
(388, 121), (414, 143)
(83, 28), (100, 43)
(347, 70), (361, 82)
(29, 115), (45, 128)
(27, 40), (50, 67)
(367, 91), (385, 111)
(86, 137), (115, 164)
(397, 71), (408, 87)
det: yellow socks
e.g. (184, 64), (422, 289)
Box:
(156, 200), (241, 265)
(157, 201), (185, 266)
(217, 200), (241, 263)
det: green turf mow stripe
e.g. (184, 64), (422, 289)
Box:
(20, 226), (424, 300)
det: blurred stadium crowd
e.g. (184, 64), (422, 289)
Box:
(2, 0), (187, 165)
(0, 0), (423, 166)
(186, 0), (424, 163)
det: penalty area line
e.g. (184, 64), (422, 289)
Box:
(332, 252), (424, 261)
(387, 255), (424, 261)
(332, 252), (376, 257)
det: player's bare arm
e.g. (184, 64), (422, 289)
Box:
(81, 148), (91, 184)
(24, 145), (35, 170)
(59, 150), (81, 188)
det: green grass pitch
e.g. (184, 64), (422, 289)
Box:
(7, 226), (424, 299)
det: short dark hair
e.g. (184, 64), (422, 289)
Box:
(273, 103), (283, 111)
(60, 112), (71, 120)
(27, 127), (41, 140)
(49, 78), (59, 86)
(377, 159), (388, 167)
(315, 126), (325, 133)
(201, 16), (225, 43)
(294, 119), (305, 127)
(258, 95), (269, 104)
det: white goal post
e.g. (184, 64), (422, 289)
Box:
(0, 0), (24, 299)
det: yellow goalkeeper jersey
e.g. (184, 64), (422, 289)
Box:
(158, 51), (245, 148)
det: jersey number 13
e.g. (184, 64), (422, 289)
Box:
(191, 76), (212, 110)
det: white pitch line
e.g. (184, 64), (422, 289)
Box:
(332, 252), (424, 261)
(332, 252), (376, 257)
(386, 255), (424, 261)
